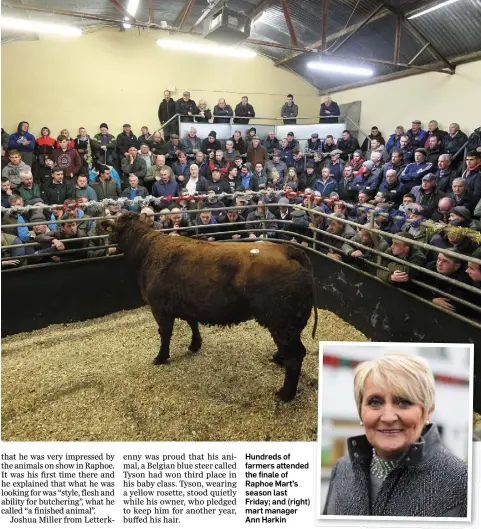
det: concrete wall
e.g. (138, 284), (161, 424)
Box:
(1, 29), (321, 137)
(330, 60), (481, 138)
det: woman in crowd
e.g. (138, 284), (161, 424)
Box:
(323, 351), (467, 517)
(195, 100), (212, 123)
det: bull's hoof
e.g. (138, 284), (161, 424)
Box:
(276, 387), (296, 402)
(271, 352), (284, 367)
(153, 356), (170, 365)
(188, 342), (202, 354)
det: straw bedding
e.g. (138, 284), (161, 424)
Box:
(2, 307), (367, 442)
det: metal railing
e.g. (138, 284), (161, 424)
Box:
(2, 196), (480, 327)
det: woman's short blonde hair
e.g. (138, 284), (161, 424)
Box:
(353, 351), (435, 418)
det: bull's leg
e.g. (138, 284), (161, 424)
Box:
(187, 319), (202, 354)
(153, 314), (175, 365)
(276, 336), (306, 402)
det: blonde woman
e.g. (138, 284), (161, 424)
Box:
(323, 351), (467, 517)
(195, 100), (212, 123)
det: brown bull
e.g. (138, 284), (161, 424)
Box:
(114, 212), (318, 401)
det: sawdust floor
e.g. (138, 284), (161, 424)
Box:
(2, 307), (367, 442)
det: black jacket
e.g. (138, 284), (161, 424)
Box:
(231, 137), (247, 155)
(158, 98), (176, 124)
(467, 127), (481, 152)
(233, 103), (255, 124)
(201, 138), (222, 154)
(195, 109), (212, 123)
(337, 136), (360, 159)
(175, 98), (198, 123)
(443, 131), (469, 157)
(434, 166), (459, 193)
(116, 132), (139, 156)
(42, 181), (74, 205)
(213, 105), (234, 124)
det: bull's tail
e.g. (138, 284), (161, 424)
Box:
(286, 245), (318, 339)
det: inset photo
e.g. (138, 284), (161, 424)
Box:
(317, 343), (473, 521)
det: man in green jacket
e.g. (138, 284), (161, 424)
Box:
(17, 169), (42, 203)
(376, 232), (426, 283)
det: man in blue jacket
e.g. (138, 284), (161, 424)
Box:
(399, 148), (433, 190)
(8, 121), (35, 166)
(312, 167), (338, 197)
(319, 96), (340, 124)
(152, 167), (179, 207)
(407, 120), (427, 149)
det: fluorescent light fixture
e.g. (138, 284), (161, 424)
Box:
(156, 39), (257, 59)
(408, 0), (461, 20)
(123, 0), (140, 29)
(0, 17), (82, 36)
(307, 61), (373, 76)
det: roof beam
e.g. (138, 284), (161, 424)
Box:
(109, 0), (137, 24)
(382, 3), (454, 71)
(1, 3), (168, 29)
(148, 0), (154, 24)
(274, 0), (442, 67)
(280, 0), (298, 47)
(321, 0), (329, 53)
(393, 13), (402, 63)
(274, 6), (390, 66)
(328, 3), (385, 54)
(173, 0), (197, 31)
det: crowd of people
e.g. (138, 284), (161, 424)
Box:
(1, 104), (481, 319)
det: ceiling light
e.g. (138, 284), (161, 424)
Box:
(307, 61), (373, 76)
(0, 17), (82, 36)
(123, 0), (140, 29)
(156, 39), (257, 59)
(408, 0), (462, 20)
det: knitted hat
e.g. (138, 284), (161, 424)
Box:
(208, 130), (217, 138)
(362, 160), (374, 170)
(30, 211), (47, 223)
(450, 206), (471, 222)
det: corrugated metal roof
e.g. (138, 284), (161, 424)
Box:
(2, 0), (481, 91)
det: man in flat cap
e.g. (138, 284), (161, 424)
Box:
(176, 91), (198, 123)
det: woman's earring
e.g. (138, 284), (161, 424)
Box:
(360, 421), (363, 426)
(425, 420), (430, 425)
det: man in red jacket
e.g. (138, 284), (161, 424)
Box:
(52, 135), (82, 180)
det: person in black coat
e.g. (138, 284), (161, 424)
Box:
(443, 123), (469, 167)
(116, 124), (139, 162)
(337, 130), (360, 161)
(201, 131), (221, 155)
(195, 100), (212, 123)
(213, 98), (234, 124)
(158, 90), (178, 138)
(233, 96), (255, 124)
(175, 91), (198, 123)
(42, 166), (74, 205)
